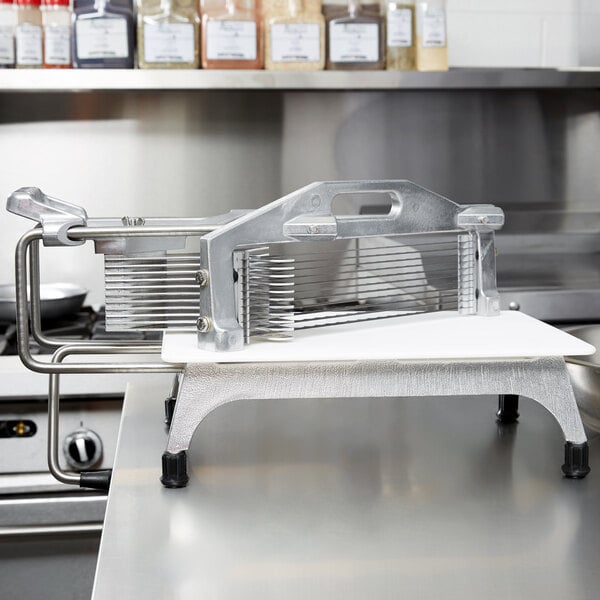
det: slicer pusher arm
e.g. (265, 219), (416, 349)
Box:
(7, 187), (88, 247)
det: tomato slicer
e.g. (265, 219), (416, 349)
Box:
(6, 181), (594, 489)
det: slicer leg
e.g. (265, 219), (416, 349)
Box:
(164, 398), (176, 429)
(497, 394), (519, 423)
(160, 366), (212, 488)
(562, 442), (591, 479)
(161, 451), (189, 488)
(164, 374), (181, 429)
(513, 357), (590, 478)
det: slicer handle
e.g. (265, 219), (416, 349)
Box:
(316, 180), (406, 215)
(283, 180), (503, 240)
(7, 187), (88, 246)
(314, 181), (503, 229)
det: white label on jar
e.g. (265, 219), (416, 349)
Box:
(16, 23), (42, 66)
(45, 24), (71, 65)
(387, 7), (412, 47)
(420, 6), (446, 47)
(75, 17), (128, 60)
(329, 22), (378, 63)
(143, 23), (195, 63)
(271, 23), (320, 63)
(0, 25), (14, 65)
(206, 21), (256, 61)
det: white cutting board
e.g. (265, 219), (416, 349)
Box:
(161, 311), (595, 364)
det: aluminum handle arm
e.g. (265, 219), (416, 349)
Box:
(7, 187), (88, 246)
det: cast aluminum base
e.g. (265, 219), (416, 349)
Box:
(161, 356), (590, 488)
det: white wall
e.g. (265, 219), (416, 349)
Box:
(325, 0), (600, 67)
(447, 0), (600, 67)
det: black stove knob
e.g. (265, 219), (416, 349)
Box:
(63, 429), (103, 470)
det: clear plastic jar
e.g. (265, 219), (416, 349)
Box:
(201, 0), (262, 69)
(415, 0), (447, 71)
(138, 0), (199, 68)
(386, 0), (415, 70)
(42, 0), (71, 68)
(15, 0), (42, 68)
(0, 0), (17, 68)
(325, 0), (384, 70)
(264, 0), (324, 70)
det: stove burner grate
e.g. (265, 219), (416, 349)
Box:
(0, 306), (158, 356)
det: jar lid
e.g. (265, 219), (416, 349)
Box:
(16, 0), (42, 6)
(0, 0), (14, 4)
(43, 0), (69, 5)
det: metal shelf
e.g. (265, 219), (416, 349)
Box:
(1, 68), (600, 92)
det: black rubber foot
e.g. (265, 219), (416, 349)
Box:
(562, 442), (591, 479)
(80, 469), (112, 491)
(497, 394), (520, 423)
(161, 451), (189, 488)
(164, 397), (176, 428)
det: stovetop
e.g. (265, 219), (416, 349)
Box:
(0, 306), (166, 399)
(0, 306), (159, 357)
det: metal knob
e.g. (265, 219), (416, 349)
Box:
(63, 429), (102, 470)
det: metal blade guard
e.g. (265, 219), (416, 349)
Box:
(196, 181), (504, 351)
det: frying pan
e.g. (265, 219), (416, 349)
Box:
(0, 283), (88, 322)
(566, 325), (600, 435)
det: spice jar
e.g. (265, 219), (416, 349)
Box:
(201, 0), (262, 69)
(138, 0), (199, 68)
(73, 0), (135, 68)
(0, 0), (16, 68)
(15, 0), (42, 68)
(415, 0), (447, 71)
(42, 0), (71, 68)
(264, 0), (324, 70)
(325, 0), (384, 70)
(386, 0), (414, 70)
(262, 0), (320, 20)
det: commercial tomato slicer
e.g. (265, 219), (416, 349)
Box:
(6, 181), (594, 489)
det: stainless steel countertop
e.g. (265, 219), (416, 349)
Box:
(93, 383), (600, 599)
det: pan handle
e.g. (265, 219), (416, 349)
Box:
(0, 523), (102, 538)
(7, 187), (88, 247)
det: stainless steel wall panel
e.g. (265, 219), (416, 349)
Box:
(1, 89), (599, 313)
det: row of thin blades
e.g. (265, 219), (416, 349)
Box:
(237, 237), (462, 341)
(104, 253), (201, 331)
(240, 249), (295, 342)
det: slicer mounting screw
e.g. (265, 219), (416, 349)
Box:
(196, 316), (211, 333)
(195, 270), (209, 287)
(121, 216), (145, 226)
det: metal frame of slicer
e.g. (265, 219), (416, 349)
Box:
(5, 181), (591, 491)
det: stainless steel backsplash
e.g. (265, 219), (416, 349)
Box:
(1, 89), (599, 305)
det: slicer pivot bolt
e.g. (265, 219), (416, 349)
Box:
(195, 270), (209, 287)
(121, 216), (145, 226)
(196, 316), (211, 333)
